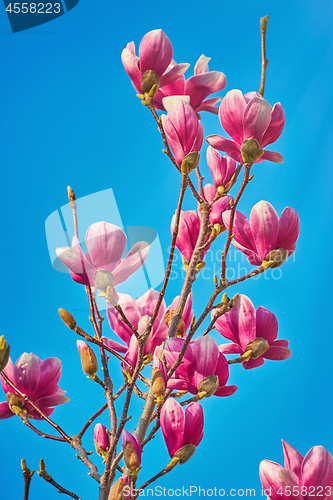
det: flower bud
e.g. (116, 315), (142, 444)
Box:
(174, 443), (196, 464)
(197, 375), (219, 398)
(94, 423), (110, 460)
(264, 248), (288, 268)
(7, 392), (25, 413)
(122, 430), (142, 471)
(181, 152), (200, 174)
(152, 367), (166, 397)
(77, 341), (98, 375)
(240, 138), (263, 163)
(245, 337), (270, 359)
(94, 269), (115, 293)
(0, 335), (10, 373)
(164, 310), (186, 337)
(141, 70), (160, 94)
(58, 309), (77, 330)
(108, 476), (130, 500)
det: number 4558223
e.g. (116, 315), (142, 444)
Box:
(6, 3), (61, 13)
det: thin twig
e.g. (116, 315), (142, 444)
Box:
(21, 460), (33, 500)
(68, 186), (79, 239)
(78, 404), (108, 438)
(116, 304), (140, 339)
(38, 463), (81, 499)
(259, 15), (269, 97)
(137, 461), (178, 492)
(20, 412), (66, 442)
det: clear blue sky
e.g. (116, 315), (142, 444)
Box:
(1, 0), (333, 498)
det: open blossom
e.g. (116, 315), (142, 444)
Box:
(207, 146), (237, 191)
(0, 353), (69, 420)
(161, 100), (203, 165)
(56, 222), (150, 302)
(216, 294), (291, 370)
(206, 90), (285, 163)
(202, 184), (233, 230)
(104, 289), (193, 370)
(160, 398), (204, 459)
(260, 441), (333, 500)
(121, 29), (189, 94)
(222, 200), (300, 267)
(164, 336), (238, 397)
(122, 429), (142, 470)
(171, 210), (211, 263)
(155, 54), (226, 115)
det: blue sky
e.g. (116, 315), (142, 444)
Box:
(1, 0), (333, 498)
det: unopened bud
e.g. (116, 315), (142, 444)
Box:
(123, 441), (140, 470)
(217, 185), (225, 194)
(39, 459), (46, 471)
(260, 15), (269, 32)
(245, 337), (270, 359)
(67, 186), (76, 202)
(151, 367), (166, 397)
(241, 138), (263, 163)
(108, 477), (129, 500)
(164, 310), (186, 338)
(7, 392), (25, 413)
(94, 269), (115, 293)
(141, 70), (160, 94)
(181, 152), (200, 174)
(58, 309), (77, 330)
(174, 444), (196, 464)
(78, 344), (98, 375)
(196, 262), (206, 271)
(21, 459), (28, 471)
(264, 248), (288, 268)
(197, 375), (219, 397)
(0, 335), (10, 372)
(230, 294), (239, 307)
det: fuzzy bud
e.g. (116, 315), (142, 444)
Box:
(181, 152), (200, 174)
(174, 444), (196, 464)
(0, 335), (10, 373)
(108, 477), (129, 500)
(264, 248), (288, 268)
(123, 441), (140, 470)
(58, 309), (77, 330)
(240, 138), (263, 163)
(245, 337), (270, 359)
(141, 70), (160, 94)
(151, 367), (166, 397)
(197, 375), (219, 397)
(164, 310), (186, 337)
(7, 392), (25, 413)
(77, 341), (98, 375)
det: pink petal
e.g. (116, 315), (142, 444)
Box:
(263, 346), (292, 361)
(121, 48), (141, 92)
(259, 460), (285, 500)
(276, 208), (300, 253)
(164, 338), (194, 382)
(302, 446), (333, 489)
(218, 343), (242, 355)
(112, 241), (150, 286)
(102, 336), (128, 354)
(215, 294), (256, 349)
(210, 195), (233, 226)
(214, 352), (230, 387)
(160, 398), (185, 457)
(261, 103), (285, 148)
(195, 101), (221, 114)
(282, 441), (303, 480)
(15, 353), (41, 398)
(191, 336), (219, 383)
(160, 63), (190, 88)
(184, 402), (204, 447)
(194, 54), (211, 75)
(171, 210), (200, 262)
(243, 97), (272, 144)
(95, 423), (110, 451)
(272, 340), (289, 348)
(214, 385), (238, 397)
(56, 237), (91, 279)
(85, 222), (127, 271)
(1, 358), (16, 395)
(219, 89), (247, 145)
(107, 294), (140, 346)
(260, 150), (284, 163)
(34, 393), (70, 409)
(0, 402), (13, 419)
(256, 306), (279, 344)
(139, 29), (173, 77)
(185, 71), (226, 110)
(162, 95), (190, 111)
(203, 183), (217, 203)
(250, 201), (279, 260)
(243, 357), (265, 370)
(167, 379), (196, 393)
(33, 358), (62, 400)
(206, 135), (243, 163)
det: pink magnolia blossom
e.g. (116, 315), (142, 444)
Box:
(56, 222), (150, 301)
(161, 100), (203, 165)
(122, 429), (142, 468)
(215, 294), (291, 370)
(222, 200), (300, 266)
(260, 441), (333, 500)
(207, 146), (237, 190)
(206, 90), (285, 163)
(164, 336), (238, 397)
(121, 29), (189, 93)
(94, 423), (110, 456)
(0, 353), (69, 420)
(160, 398), (204, 457)
(155, 54), (226, 115)
(104, 290), (193, 371)
(202, 184), (233, 229)
(171, 210), (211, 263)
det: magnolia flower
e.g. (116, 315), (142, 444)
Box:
(161, 100), (203, 166)
(76, 340), (98, 376)
(94, 423), (110, 459)
(216, 294), (291, 370)
(207, 146), (237, 191)
(202, 184), (233, 230)
(56, 222), (150, 302)
(206, 90), (285, 163)
(222, 200), (300, 267)
(164, 336), (238, 398)
(160, 398), (204, 460)
(122, 429), (142, 470)
(260, 441), (333, 500)
(104, 290), (193, 371)
(170, 210), (211, 264)
(0, 353), (69, 419)
(121, 29), (189, 94)
(156, 54), (226, 115)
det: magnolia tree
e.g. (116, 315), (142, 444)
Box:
(1, 15), (332, 500)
